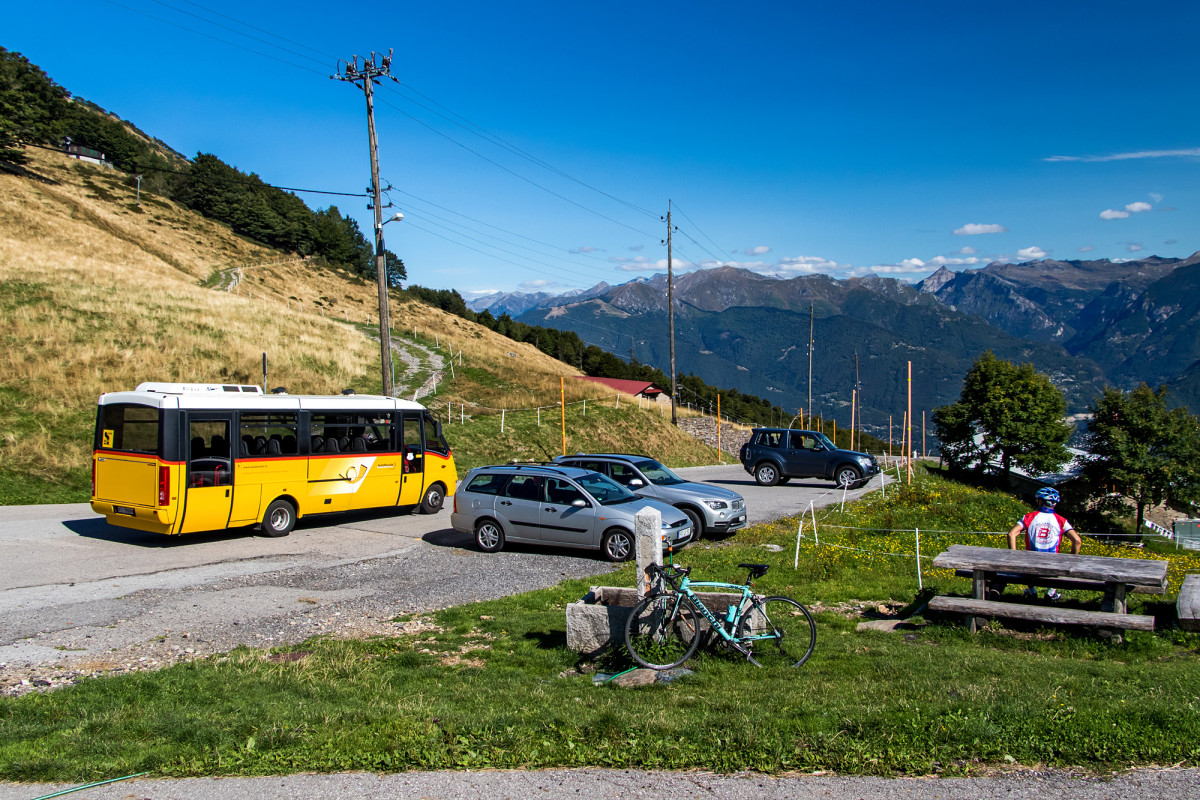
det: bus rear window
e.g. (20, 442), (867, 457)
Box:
(98, 404), (160, 454)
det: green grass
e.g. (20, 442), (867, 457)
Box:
(3, 467), (1199, 780)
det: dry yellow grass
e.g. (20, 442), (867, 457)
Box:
(0, 148), (620, 488)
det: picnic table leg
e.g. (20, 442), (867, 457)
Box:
(970, 569), (989, 633)
(1103, 583), (1128, 615)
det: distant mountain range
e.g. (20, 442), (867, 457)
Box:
(469, 253), (1200, 432)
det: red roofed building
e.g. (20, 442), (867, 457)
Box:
(575, 376), (668, 406)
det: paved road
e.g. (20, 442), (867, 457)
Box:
(0, 465), (871, 673)
(4, 766), (1199, 800)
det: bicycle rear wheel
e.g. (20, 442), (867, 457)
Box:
(624, 593), (702, 670)
(737, 596), (816, 668)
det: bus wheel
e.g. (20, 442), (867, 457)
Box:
(262, 499), (296, 537)
(419, 483), (445, 514)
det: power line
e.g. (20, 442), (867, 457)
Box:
(101, 0), (327, 76)
(373, 93), (658, 240)
(385, 81), (659, 220)
(145, 0), (329, 67)
(671, 202), (731, 265)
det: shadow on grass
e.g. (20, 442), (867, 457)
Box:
(523, 629), (568, 650)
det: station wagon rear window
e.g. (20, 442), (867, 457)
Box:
(466, 473), (509, 495)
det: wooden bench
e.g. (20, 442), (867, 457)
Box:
(928, 595), (1155, 632)
(1179, 574), (1200, 632)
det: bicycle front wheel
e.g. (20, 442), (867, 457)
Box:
(624, 593), (702, 670)
(737, 596), (816, 668)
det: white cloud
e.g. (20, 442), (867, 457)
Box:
(959, 246), (977, 255)
(744, 245), (772, 256)
(1149, 193), (1164, 204)
(1017, 246), (1047, 260)
(570, 245), (601, 254)
(1078, 245), (1095, 252)
(519, 279), (557, 290)
(928, 255), (982, 267)
(1100, 209), (1130, 220)
(1125, 201), (1152, 213)
(954, 223), (1008, 235)
(776, 255), (839, 273)
(463, 289), (501, 297)
(1045, 148), (1200, 162)
(1127, 243), (1144, 252)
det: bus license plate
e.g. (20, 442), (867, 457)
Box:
(114, 505), (136, 516)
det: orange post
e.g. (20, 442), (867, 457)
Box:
(717, 394), (723, 464)
(560, 377), (566, 456)
(907, 361), (913, 484)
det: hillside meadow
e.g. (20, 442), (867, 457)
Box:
(0, 148), (724, 503)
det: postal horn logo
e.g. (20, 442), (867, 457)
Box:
(341, 464), (370, 484)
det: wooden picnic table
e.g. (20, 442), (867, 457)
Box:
(929, 544), (1168, 633)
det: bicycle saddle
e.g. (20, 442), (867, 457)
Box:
(738, 563), (769, 579)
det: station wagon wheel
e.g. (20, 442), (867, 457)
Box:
(601, 528), (634, 562)
(679, 507), (703, 544)
(755, 463), (781, 486)
(474, 518), (505, 553)
(835, 465), (862, 488)
(261, 499), (296, 538)
(419, 483), (445, 514)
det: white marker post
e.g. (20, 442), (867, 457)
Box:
(635, 506), (663, 599)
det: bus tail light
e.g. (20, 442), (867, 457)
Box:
(158, 465), (170, 506)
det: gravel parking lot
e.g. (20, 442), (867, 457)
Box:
(0, 465), (874, 694)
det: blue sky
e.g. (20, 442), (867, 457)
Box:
(8, 1), (1199, 297)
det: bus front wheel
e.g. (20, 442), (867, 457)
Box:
(262, 499), (296, 537)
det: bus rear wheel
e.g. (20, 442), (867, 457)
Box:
(419, 483), (445, 514)
(262, 499), (296, 537)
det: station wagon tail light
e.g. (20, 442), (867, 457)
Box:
(158, 465), (170, 506)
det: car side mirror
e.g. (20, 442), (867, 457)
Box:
(812, 444), (825, 451)
(572, 498), (587, 508)
(628, 478), (644, 488)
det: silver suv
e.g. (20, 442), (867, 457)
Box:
(553, 453), (746, 541)
(451, 464), (693, 561)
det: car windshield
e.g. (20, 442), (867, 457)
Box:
(634, 459), (685, 486)
(574, 472), (639, 505)
(815, 432), (836, 450)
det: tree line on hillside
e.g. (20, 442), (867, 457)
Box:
(403, 284), (885, 452)
(934, 351), (1200, 534)
(0, 47), (404, 286)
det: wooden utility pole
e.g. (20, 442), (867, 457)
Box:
(854, 351), (860, 452)
(906, 361), (913, 484)
(807, 304), (814, 421)
(335, 50), (396, 397)
(664, 203), (677, 425)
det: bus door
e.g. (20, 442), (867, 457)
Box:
(398, 411), (425, 506)
(180, 414), (235, 533)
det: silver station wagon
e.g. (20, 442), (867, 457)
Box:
(451, 464), (693, 561)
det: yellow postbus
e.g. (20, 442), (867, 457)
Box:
(91, 382), (457, 536)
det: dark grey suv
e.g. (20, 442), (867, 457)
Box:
(739, 428), (879, 488)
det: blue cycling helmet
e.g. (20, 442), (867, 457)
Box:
(1035, 487), (1060, 505)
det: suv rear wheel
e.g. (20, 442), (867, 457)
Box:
(755, 463), (781, 486)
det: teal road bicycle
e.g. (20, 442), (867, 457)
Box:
(624, 562), (817, 670)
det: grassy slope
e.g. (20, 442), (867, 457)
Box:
(2, 467), (1198, 779)
(0, 149), (723, 504)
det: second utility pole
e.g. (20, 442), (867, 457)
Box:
(334, 50), (395, 397)
(664, 202), (677, 425)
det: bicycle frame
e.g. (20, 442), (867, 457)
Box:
(669, 575), (757, 644)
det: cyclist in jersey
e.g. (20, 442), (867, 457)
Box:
(1006, 487), (1081, 599)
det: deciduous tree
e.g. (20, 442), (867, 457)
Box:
(933, 351), (1071, 477)
(1084, 384), (1200, 533)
